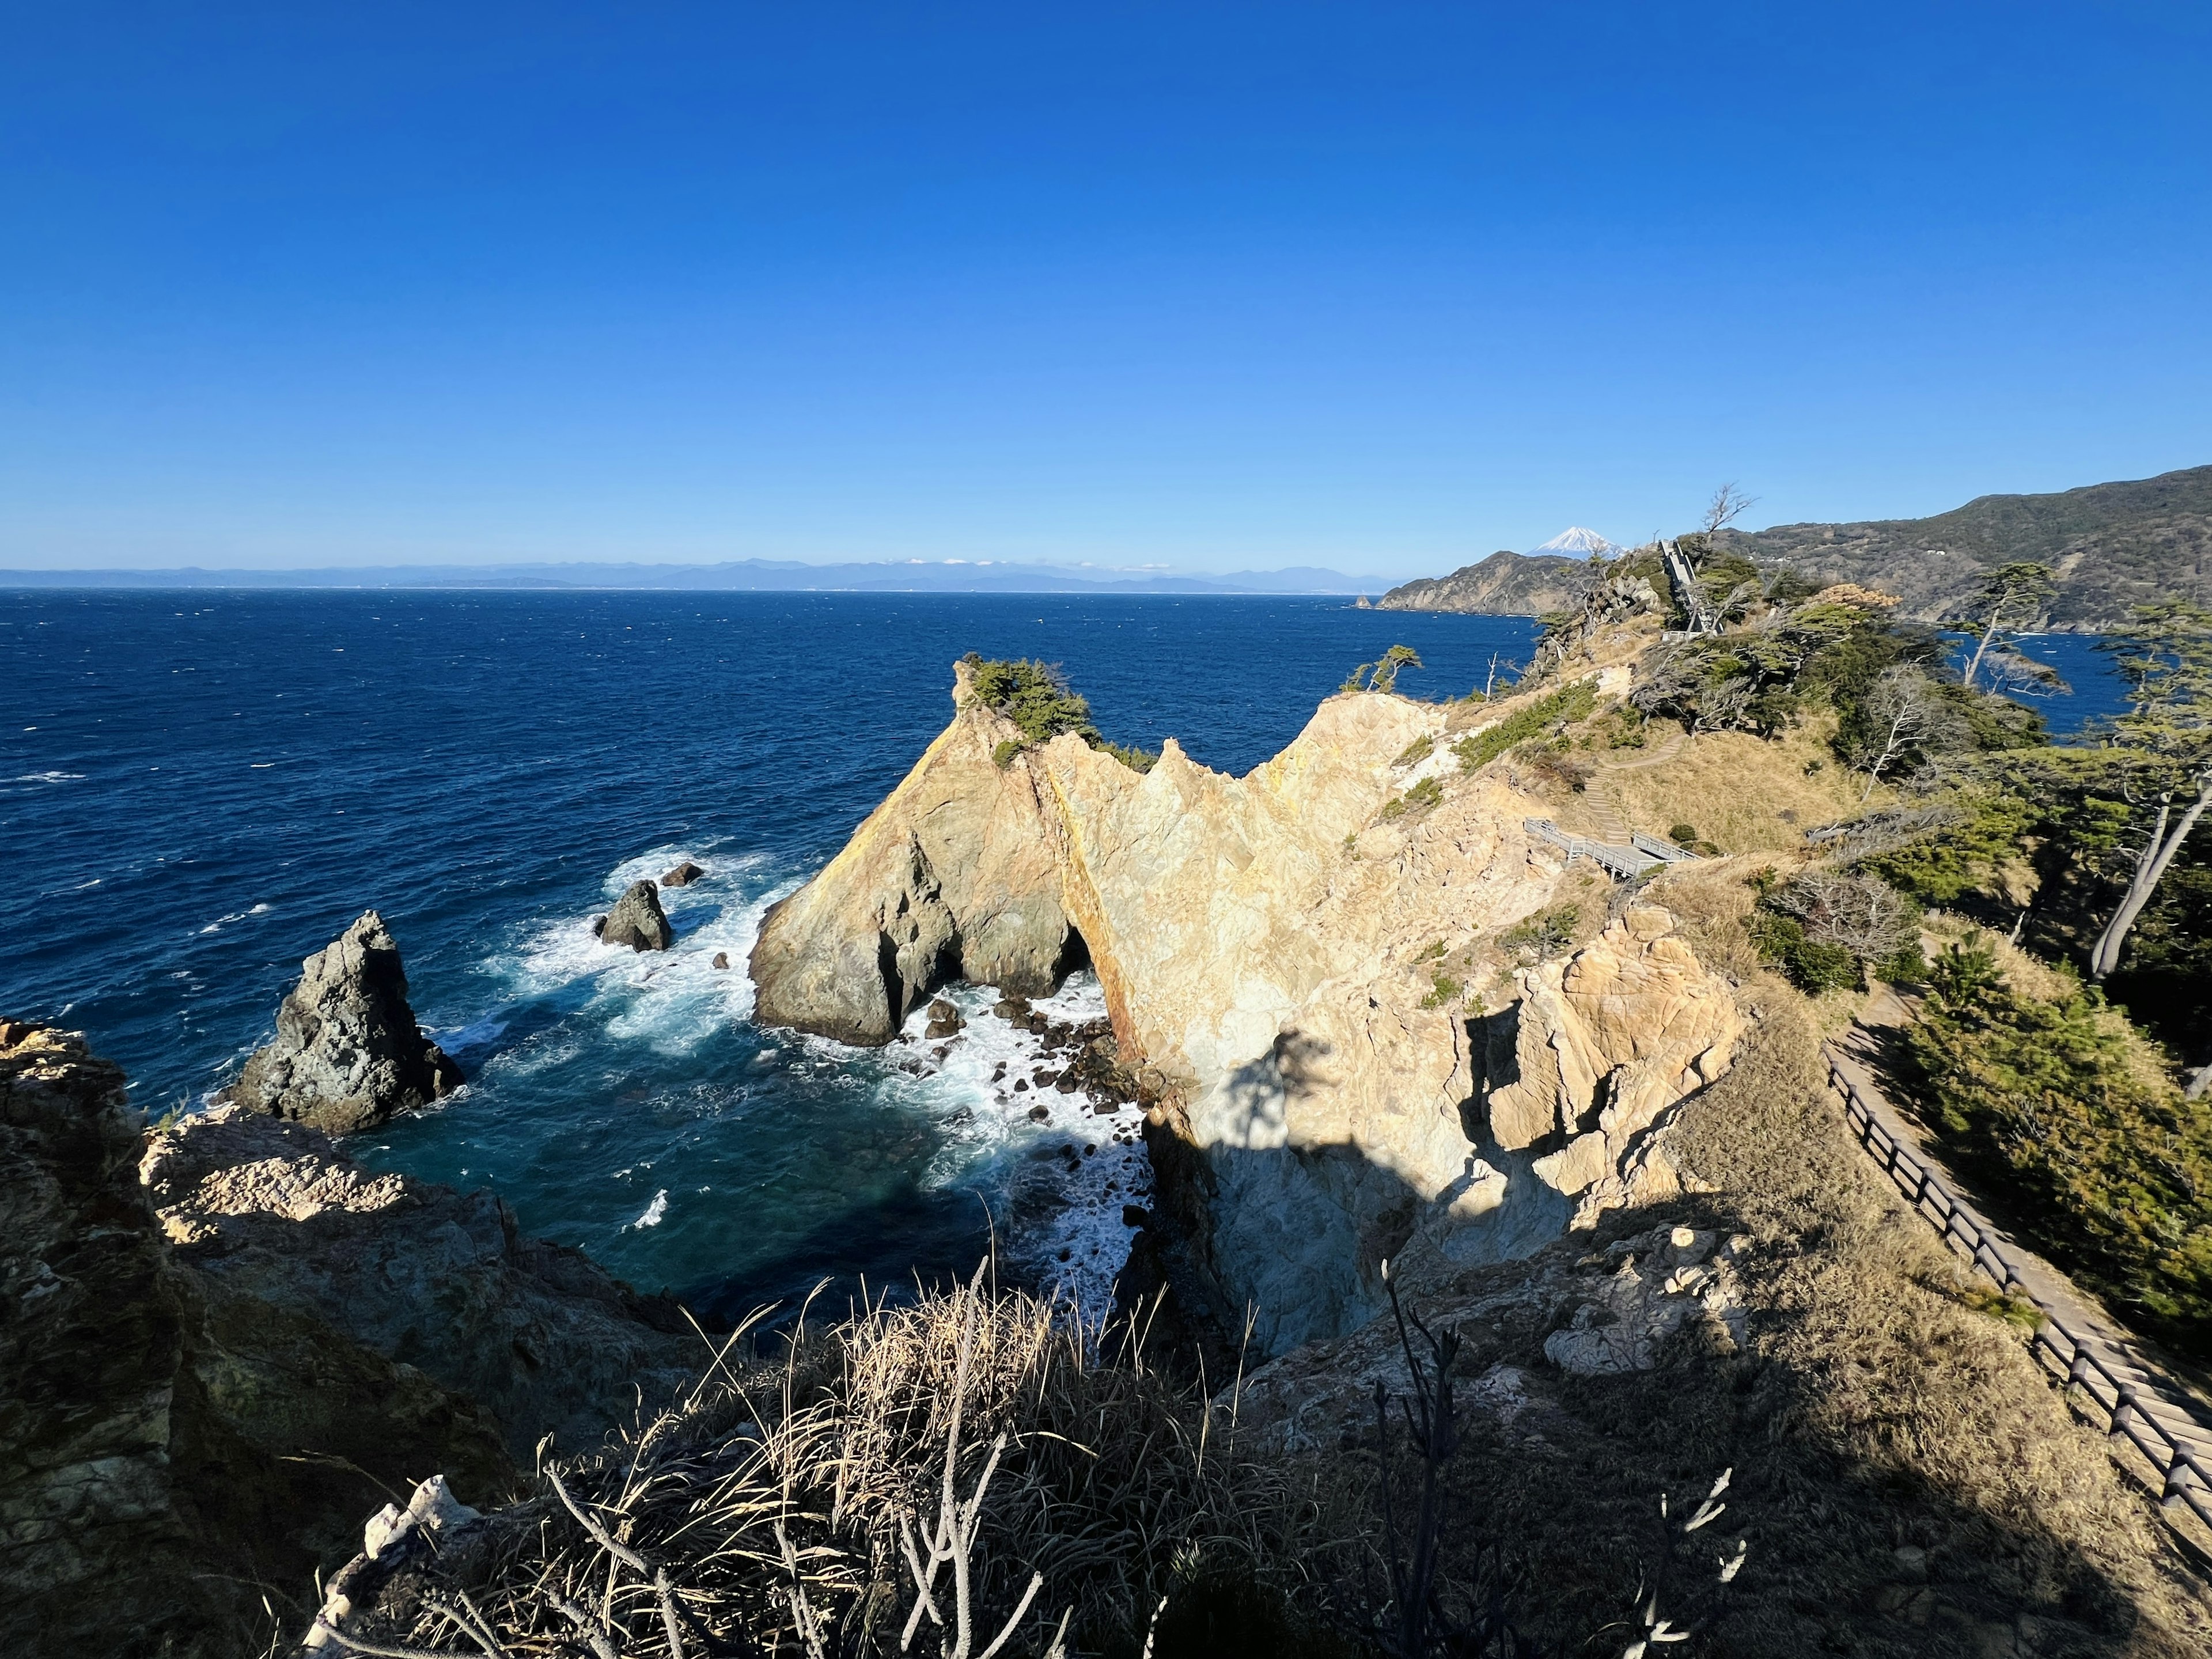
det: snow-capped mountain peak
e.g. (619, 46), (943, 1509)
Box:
(1527, 527), (1622, 558)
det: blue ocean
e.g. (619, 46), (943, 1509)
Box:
(0, 592), (2123, 1322)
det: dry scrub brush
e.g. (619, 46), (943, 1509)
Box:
(335, 1268), (1366, 1659)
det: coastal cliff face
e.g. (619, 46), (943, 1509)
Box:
(751, 665), (1742, 1354)
(0, 1021), (695, 1659)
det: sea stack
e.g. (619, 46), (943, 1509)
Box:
(224, 911), (462, 1135)
(599, 880), (674, 951)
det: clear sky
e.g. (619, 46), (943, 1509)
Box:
(3, 3), (2207, 576)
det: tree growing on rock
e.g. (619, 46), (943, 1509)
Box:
(1367, 644), (1425, 694)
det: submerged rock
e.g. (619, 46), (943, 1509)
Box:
(224, 911), (463, 1135)
(600, 880), (673, 951)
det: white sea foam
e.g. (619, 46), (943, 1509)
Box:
(628, 1189), (670, 1229)
(493, 844), (793, 1055)
(876, 972), (1153, 1320)
(8, 771), (86, 786)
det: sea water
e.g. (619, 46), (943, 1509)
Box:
(0, 590), (1540, 1323)
(0, 591), (2127, 1323)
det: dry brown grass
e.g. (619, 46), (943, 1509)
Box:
(336, 1271), (1368, 1659)
(1607, 715), (1874, 854)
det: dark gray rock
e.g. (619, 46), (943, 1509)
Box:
(599, 881), (673, 952)
(224, 911), (463, 1136)
(661, 861), (706, 888)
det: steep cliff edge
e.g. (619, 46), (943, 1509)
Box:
(752, 662), (1741, 1353)
(0, 1021), (697, 1659)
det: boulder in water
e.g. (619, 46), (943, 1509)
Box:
(223, 911), (462, 1135)
(599, 880), (673, 952)
(661, 861), (706, 888)
(713, 951), (730, 969)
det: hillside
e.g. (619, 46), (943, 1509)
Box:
(1374, 548), (1594, 613)
(1716, 463), (2212, 629)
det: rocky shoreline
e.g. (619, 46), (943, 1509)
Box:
(1, 916), (702, 1658)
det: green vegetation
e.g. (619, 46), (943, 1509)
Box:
(1378, 776), (1442, 821)
(1415, 938), (1446, 961)
(1098, 740), (1159, 774)
(1668, 822), (1699, 846)
(1748, 866), (1922, 994)
(1418, 972), (1463, 1010)
(1498, 904), (1579, 962)
(964, 653), (1156, 773)
(1452, 679), (1598, 772)
(1392, 733), (1434, 767)
(1908, 944), (2212, 1358)
(1343, 643), (1427, 696)
(1748, 911), (1861, 994)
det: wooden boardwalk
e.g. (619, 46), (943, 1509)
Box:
(1825, 1019), (2212, 1550)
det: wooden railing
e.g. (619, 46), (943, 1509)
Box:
(1827, 1055), (2212, 1531)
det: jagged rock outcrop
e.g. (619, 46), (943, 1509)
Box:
(599, 879), (674, 950)
(1, 1021), (701, 1659)
(750, 658), (1079, 1044)
(661, 860), (706, 888)
(1477, 907), (1742, 1215)
(225, 911), (462, 1134)
(0, 1022), (507, 1659)
(752, 664), (1743, 1354)
(143, 1103), (697, 1461)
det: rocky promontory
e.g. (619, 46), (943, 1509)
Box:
(751, 655), (1741, 1354)
(224, 910), (462, 1134)
(1, 1020), (698, 1659)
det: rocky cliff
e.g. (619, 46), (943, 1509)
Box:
(751, 661), (1741, 1354)
(1374, 548), (1596, 614)
(1, 1021), (697, 1659)
(224, 910), (463, 1134)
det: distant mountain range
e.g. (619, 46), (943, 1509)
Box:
(1714, 464), (2212, 630)
(0, 558), (1395, 596)
(1377, 467), (2212, 625)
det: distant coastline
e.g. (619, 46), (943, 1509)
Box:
(0, 557), (1406, 596)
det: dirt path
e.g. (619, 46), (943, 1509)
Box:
(1830, 993), (2212, 1537)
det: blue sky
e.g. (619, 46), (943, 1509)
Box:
(3, 3), (2207, 577)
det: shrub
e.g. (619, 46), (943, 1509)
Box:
(1748, 911), (1862, 994)
(1499, 904), (1580, 962)
(965, 653), (1157, 772)
(1393, 734), (1434, 768)
(1378, 776), (1443, 821)
(1907, 945), (2212, 1358)
(1669, 823), (1700, 847)
(1453, 680), (1599, 772)
(1418, 973), (1463, 1010)
(1099, 740), (1159, 774)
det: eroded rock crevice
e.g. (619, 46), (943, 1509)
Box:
(750, 662), (1744, 1358)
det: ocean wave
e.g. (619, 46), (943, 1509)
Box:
(873, 972), (1152, 1317)
(627, 1189), (670, 1230)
